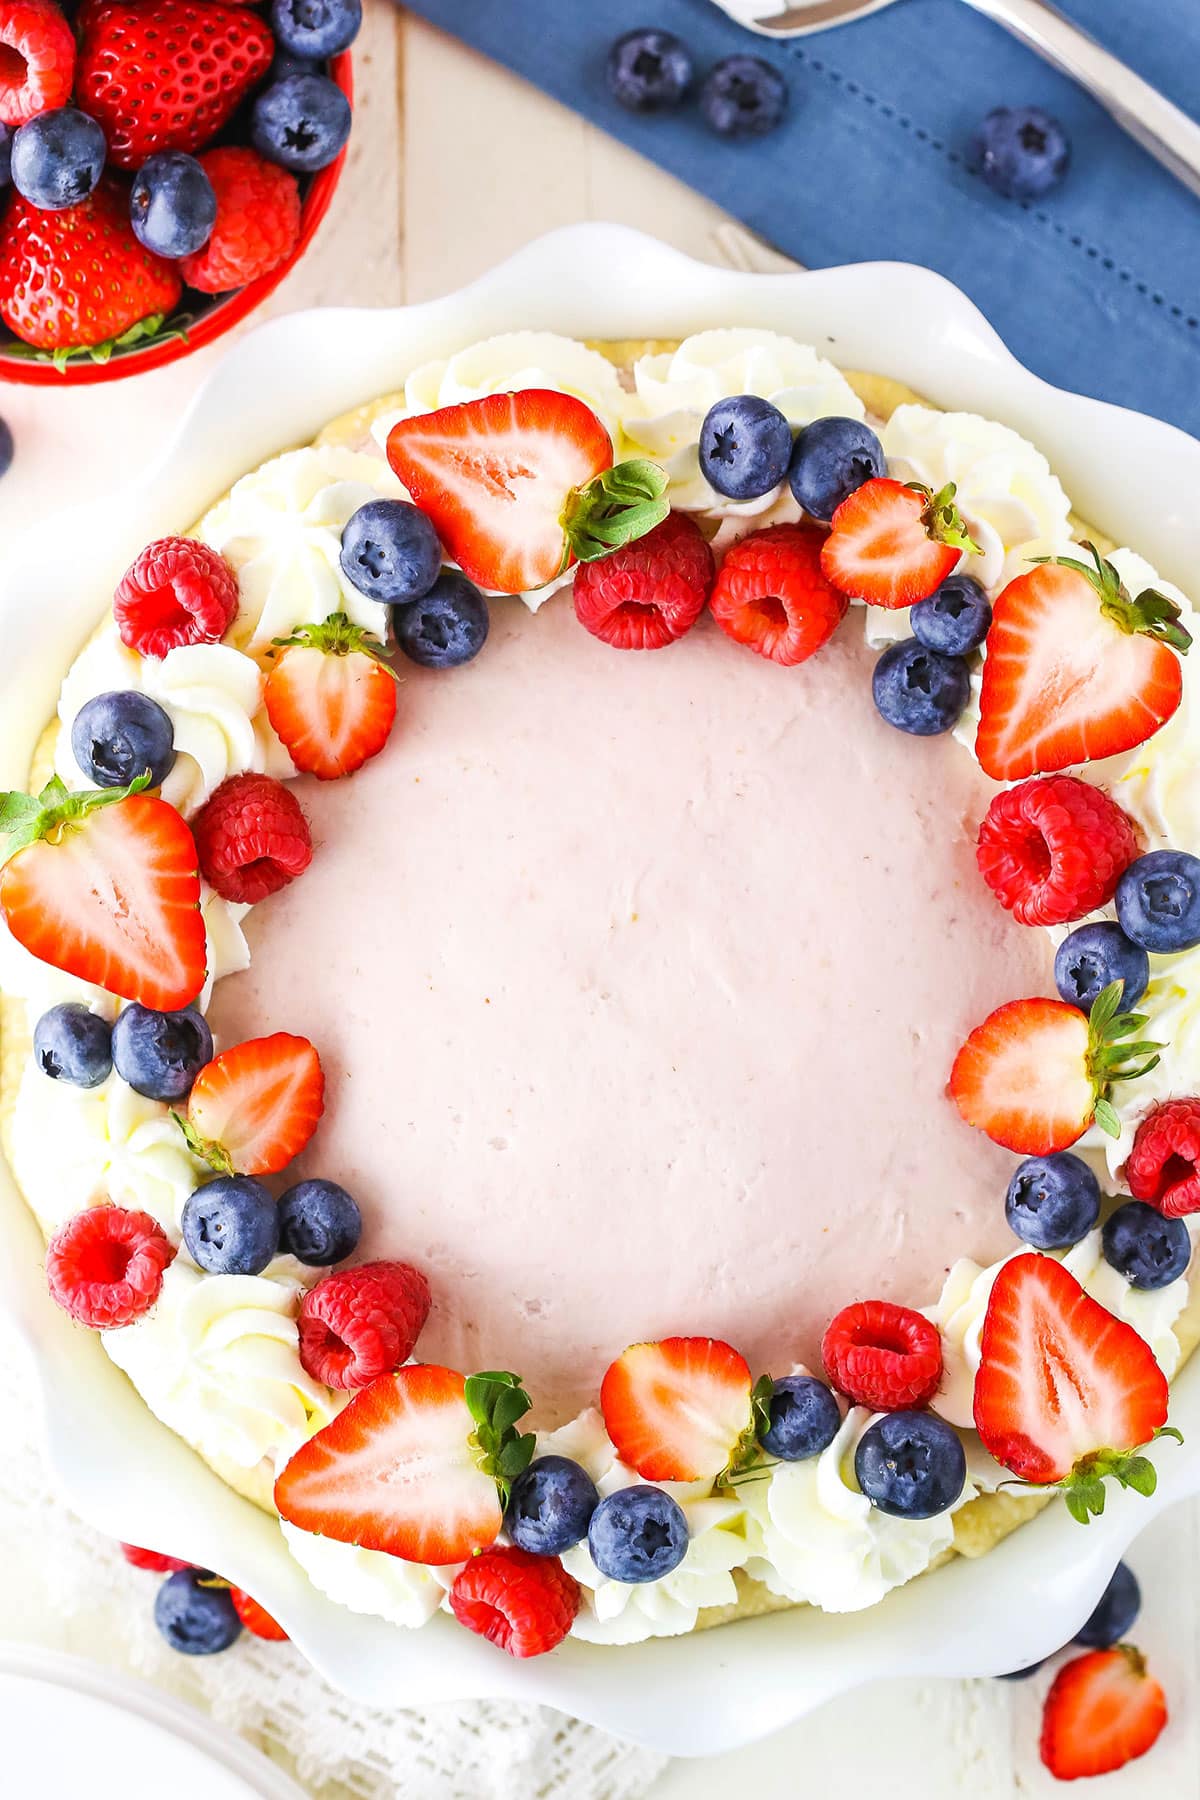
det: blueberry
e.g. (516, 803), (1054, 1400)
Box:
(1005, 1152), (1101, 1250)
(394, 571), (489, 670)
(71, 690), (176, 790)
(340, 499), (442, 604)
(971, 106), (1070, 201)
(154, 1569), (242, 1656)
(1074, 1561), (1141, 1649)
(277, 1178), (362, 1265)
(11, 108), (107, 210)
(506, 1455), (600, 1555)
(698, 394), (793, 502)
(758, 1374), (841, 1461)
(1117, 850), (1200, 953)
(1102, 1200), (1192, 1291)
(33, 1002), (112, 1088)
(251, 73), (352, 175)
(910, 573), (993, 657)
(182, 1177), (279, 1276)
(270, 50), (320, 83)
(700, 56), (788, 140)
(130, 152), (216, 259)
(111, 1003), (212, 1102)
(605, 28), (693, 113)
(0, 417), (11, 480)
(0, 124), (11, 188)
(588, 1485), (689, 1583)
(270, 0), (362, 57)
(998, 1661), (1045, 1680)
(871, 638), (970, 736)
(854, 1411), (966, 1519)
(1054, 921), (1149, 1016)
(787, 416), (885, 523)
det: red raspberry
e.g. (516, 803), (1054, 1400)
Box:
(709, 523), (848, 665)
(192, 773), (313, 904)
(46, 1206), (175, 1330)
(821, 1300), (943, 1411)
(297, 1260), (432, 1390)
(1125, 1100), (1200, 1217)
(121, 1543), (189, 1573)
(572, 512), (714, 650)
(977, 774), (1140, 928)
(450, 1546), (580, 1659)
(0, 2), (76, 127)
(230, 1588), (288, 1640)
(114, 537), (240, 659)
(180, 148), (301, 295)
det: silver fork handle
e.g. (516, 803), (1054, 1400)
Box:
(966, 0), (1200, 199)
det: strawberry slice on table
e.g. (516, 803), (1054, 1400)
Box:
(600, 1336), (764, 1483)
(0, 777), (206, 1010)
(179, 1032), (324, 1177)
(976, 544), (1191, 781)
(265, 614), (399, 781)
(386, 389), (669, 595)
(275, 1367), (536, 1565)
(950, 984), (1162, 1156)
(974, 1253), (1175, 1520)
(1040, 1646), (1168, 1780)
(819, 478), (980, 609)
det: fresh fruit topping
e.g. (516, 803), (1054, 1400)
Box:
(450, 1545), (579, 1658)
(973, 1252), (1174, 1515)
(1126, 1099), (1200, 1217)
(1005, 1152), (1101, 1251)
(0, 123), (9, 185)
(853, 1411), (966, 1519)
(0, 2), (75, 128)
(1055, 920), (1149, 1017)
(1075, 1561), (1141, 1649)
(121, 1542), (188, 1573)
(787, 415), (885, 524)
(1040, 1647), (1166, 1781)
(10, 107), (106, 210)
(112, 1002), (212, 1102)
(339, 498), (442, 605)
(587, 1486), (690, 1582)
(179, 1031), (324, 1177)
(114, 537), (239, 659)
(606, 27), (694, 112)
(756, 1374), (842, 1461)
(393, 570), (490, 669)
(975, 546), (1190, 780)
(950, 986), (1161, 1155)
(154, 1568), (242, 1656)
(821, 1300), (942, 1411)
(1103, 1201), (1192, 1291)
(180, 146), (301, 295)
(271, 0), (362, 58)
(1117, 849), (1200, 953)
(573, 510), (714, 651)
(297, 1260), (431, 1389)
(871, 637), (970, 736)
(76, 0), (274, 170)
(709, 522), (847, 665)
(976, 774), (1140, 928)
(277, 1178), (362, 1267)
(505, 1455), (600, 1557)
(274, 1364), (521, 1565)
(973, 104), (1071, 201)
(191, 772), (313, 905)
(265, 614), (398, 781)
(229, 1588), (288, 1641)
(909, 571), (993, 656)
(0, 415), (12, 477)
(181, 1175), (279, 1276)
(71, 690), (177, 792)
(386, 389), (669, 595)
(600, 1336), (759, 1482)
(46, 1204), (175, 1329)
(820, 478), (979, 609)
(130, 152), (217, 260)
(700, 53), (788, 139)
(0, 180), (182, 353)
(0, 779), (206, 1010)
(698, 394), (793, 502)
(251, 72), (352, 174)
(33, 1002), (112, 1088)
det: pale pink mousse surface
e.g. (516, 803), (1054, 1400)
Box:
(208, 597), (1055, 1424)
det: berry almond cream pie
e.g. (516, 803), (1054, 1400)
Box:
(5, 328), (1200, 1660)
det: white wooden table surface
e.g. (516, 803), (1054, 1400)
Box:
(1, 9), (1196, 1795)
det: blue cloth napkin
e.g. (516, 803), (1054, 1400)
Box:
(399, 0), (1200, 439)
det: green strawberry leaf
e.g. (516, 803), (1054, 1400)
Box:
(0, 772), (150, 854)
(561, 458), (671, 566)
(1031, 542), (1192, 654)
(465, 1370), (536, 1505)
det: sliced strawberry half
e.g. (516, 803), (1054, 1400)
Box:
(1041, 1647), (1168, 1780)
(0, 777), (206, 1009)
(974, 1253), (1173, 1517)
(976, 545), (1190, 781)
(265, 614), (399, 781)
(386, 389), (669, 595)
(600, 1336), (759, 1483)
(819, 478), (979, 609)
(180, 1032), (324, 1177)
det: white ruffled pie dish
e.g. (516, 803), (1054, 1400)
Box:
(4, 225), (1200, 1756)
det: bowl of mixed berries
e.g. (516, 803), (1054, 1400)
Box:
(0, 0), (359, 382)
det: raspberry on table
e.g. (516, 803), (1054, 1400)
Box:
(180, 146), (301, 295)
(297, 1260), (432, 1389)
(976, 773), (1140, 928)
(449, 1545), (580, 1658)
(114, 536), (240, 659)
(1125, 1099), (1200, 1217)
(0, 2), (76, 128)
(46, 1205), (175, 1329)
(572, 511), (714, 651)
(821, 1299), (943, 1411)
(192, 772), (313, 904)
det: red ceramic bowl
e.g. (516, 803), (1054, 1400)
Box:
(0, 51), (353, 387)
